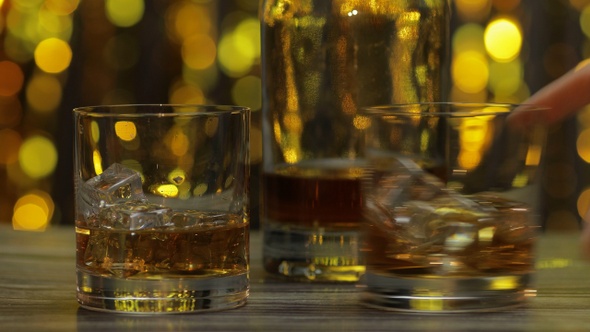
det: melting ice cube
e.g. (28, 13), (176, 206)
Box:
(77, 163), (146, 219)
(98, 200), (173, 230)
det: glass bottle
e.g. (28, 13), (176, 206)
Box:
(260, 0), (451, 282)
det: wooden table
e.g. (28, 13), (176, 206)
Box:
(1, 224), (590, 331)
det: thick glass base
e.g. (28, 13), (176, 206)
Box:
(263, 222), (365, 282)
(360, 272), (534, 313)
(76, 270), (249, 314)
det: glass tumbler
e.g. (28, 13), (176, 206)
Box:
(74, 104), (250, 314)
(361, 102), (547, 312)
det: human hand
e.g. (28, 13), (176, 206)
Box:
(508, 60), (590, 128)
(509, 60), (590, 259)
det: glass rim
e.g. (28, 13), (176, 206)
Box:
(73, 104), (250, 118)
(362, 102), (548, 117)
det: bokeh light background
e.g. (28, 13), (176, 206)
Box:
(0, 0), (588, 233)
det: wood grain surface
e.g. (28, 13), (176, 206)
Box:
(1, 224), (589, 331)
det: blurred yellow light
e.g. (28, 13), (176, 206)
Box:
(93, 149), (103, 175)
(0, 128), (22, 164)
(38, 7), (74, 38)
(218, 31), (254, 77)
(0, 60), (24, 96)
(455, 0), (491, 22)
(572, 0), (590, 10)
(18, 135), (58, 179)
(105, 0), (144, 28)
(168, 1), (212, 41)
(45, 0), (80, 15)
(458, 150), (481, 169)
(182, 34), (216, 70)
(13, 203), (48, 231)
(26, 73), (62, 113)
(34, 38), (72, 73)
(452, 23), (486, 55)
(484, 18), (522, 62)
(580, 6), (590, 39)
(193, 183), (208, 196)
(460, 119), (487, 144)
(283, 113), (302, 133)
(115, 121), (137, 142)
(578, 188), (590, 219)
(167, 129), (190, 156)
(235, 18), (260, 59)
(488, 59), (522, 97)
(91, 120), (100, 143)
(151, 184), (179, 198)
(452, 51), (489, 93)
(169, 82), (205, 104)
(231, 75), (261, 111)
(489, 276), (518, 290)
(577, 128), (590, 163)
(12, 191), (54, 231)
(353, 115), (371, 130)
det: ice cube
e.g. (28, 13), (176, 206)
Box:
(370, 156), (448, 211)
(395, 197), (488, 249)
(98, 200), (173, 230)
(78, 163), (146, 219)
(469, 193), (536, 244)
(170, 210), (228, 229)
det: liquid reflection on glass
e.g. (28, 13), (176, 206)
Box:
(260, 0), (451, 283)
(361, 103), (546, 312)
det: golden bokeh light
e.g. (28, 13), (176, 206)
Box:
(452, 23), (486, 55)
(38, 7), (74, 39)
(231, 75), (261, 111)
(452, 50), (489, 93)
(168, 1), (212, 42)
(488, 59), (522, 97)
(151, 184), (179, 198)
(0, 60), (24, 96)
(105, 0), (144, 28)
(218, 26), (257, 77)
(167, 129), (190, 156)
(484, 18), (522, 62)
(169, 82), (206, 104)
(581, 5), (590, 38)
(578, 187), (590, 219)
(13, 203), (48, 231)
(34, 37), (72, 73)
(455, 0), (492, 22)
(577, 128), (590, 163)
(93, 149), (103, 175)
(182, 34), (217, 70)
(26, 73), (62, 113)
(12, 190), (54, 231)
(115, 121), (138, 142)
(44, 0), (80, 15)
(18, 135), (58, 179)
